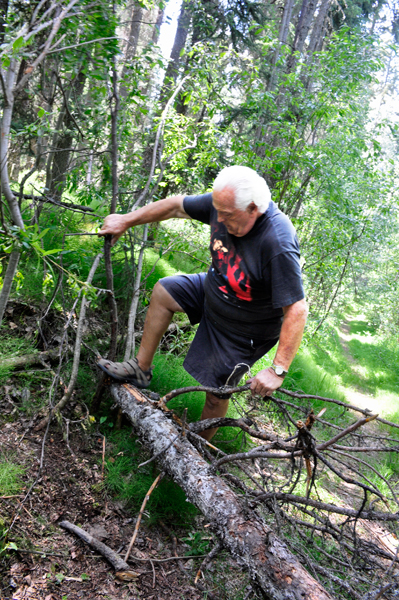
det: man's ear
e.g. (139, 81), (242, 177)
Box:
(247, 202), (257, 214)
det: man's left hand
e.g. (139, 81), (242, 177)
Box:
(249, 367), (284, 397)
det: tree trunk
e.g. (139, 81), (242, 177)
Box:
(110, 383), (335, 600)
(286, 0), (318, 72)
(47, 71), (86, 200)
(267, 0), (296, 92)
(119, 2), (144, 101)
(0, 250), (20, 325)
(159, 0), (191, 106)
(307, 0), (331, 56)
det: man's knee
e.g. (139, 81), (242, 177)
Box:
(152, 281), (183, 313)
(205, 392), (230, 410)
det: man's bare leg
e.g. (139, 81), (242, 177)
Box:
(136, 282), (183, 371)
(136, 283), (226, 441)
(199, 392), (230, 441)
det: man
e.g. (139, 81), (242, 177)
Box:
(98, 166), (308, 440)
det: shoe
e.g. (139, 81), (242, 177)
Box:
(97, 357), (153, 388)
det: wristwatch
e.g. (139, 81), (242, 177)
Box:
(271, 363), (288, 378)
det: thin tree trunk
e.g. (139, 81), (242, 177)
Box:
(0, 59), (24, 325)
(307, 0), (331, 56)
(286, 0), (318, 73)
(0, 59), (23, 228)
(92, 56), (120, 410)
(267, 0), (296, 92)
(159, 1), (190, 107)
(120, 2), (144, 101)
(110, 383), (335, 600)
(36, 252), (103, 430)
(124, 224), (148, 360)
(0, 250), (20, 324)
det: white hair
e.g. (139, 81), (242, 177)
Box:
(213, 165), (271, 213)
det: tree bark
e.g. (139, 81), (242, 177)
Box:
(110, 383), (335, 600)
(286, 0), (318, 73)
(0, 250), (20, 325)
(1, 348), (61, 370)
(267, 0), (296, 92)
(159, 0), (191, 107)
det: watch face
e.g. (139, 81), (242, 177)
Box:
(275, 366), (284, 376)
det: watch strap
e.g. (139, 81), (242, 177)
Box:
(271, 363), (288, 378)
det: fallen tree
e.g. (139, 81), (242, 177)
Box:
(110, 382), (336, 600)
(107, 382), (399, 600)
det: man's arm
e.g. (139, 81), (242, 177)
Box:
(249, 298), (308, 397)
(98, 195), (188, 246)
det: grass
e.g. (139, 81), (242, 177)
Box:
(101, 428), (199, 526)
(0, 457), (25, 496)
(305, 314), (399, 422)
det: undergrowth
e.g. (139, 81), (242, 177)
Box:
(101, 429), (199, 526)
(0, 457), (25, 496)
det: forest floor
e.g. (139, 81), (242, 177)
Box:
(1, 309), (398, 600)
(0, 415), (250, 600)
(0, 303), (252, 600)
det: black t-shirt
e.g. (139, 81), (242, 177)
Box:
(183, 193), (305, 341)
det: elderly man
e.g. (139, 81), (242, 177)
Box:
(98, 166), (307, 440)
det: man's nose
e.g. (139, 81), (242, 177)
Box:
(217, 212), (224, 222)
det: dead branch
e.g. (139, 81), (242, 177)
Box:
(59, 520), (139, 578)
(253, 492), (399, 521)
(2, 349), (60, 369)
(279, 388), (399, 430)
(110, 383), (335, 600)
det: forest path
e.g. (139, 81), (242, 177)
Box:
(337, 317), (380, 414)
(336, 314), (399, 422)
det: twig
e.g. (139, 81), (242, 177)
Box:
(194, 541), (221, 584)
(278, 388), (399, 430)
(8, 547), (69, 558)
(138, 435), (179, 468)
(253, 492), (399, 521)
(101, 435), (106, 480)
(150, 558), (156, 588)
(124, 472), (164, 562)
(63, 418), (75, 456)
(60, 520), (138, 576)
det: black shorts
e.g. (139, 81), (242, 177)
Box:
(159, 273), (278, 391)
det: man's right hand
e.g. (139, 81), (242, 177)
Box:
(98, 214), (129, 246)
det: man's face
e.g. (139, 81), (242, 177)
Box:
(212, 187), (259, 237)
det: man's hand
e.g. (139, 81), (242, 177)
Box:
(98, 214), (129, 246)
(97, 195), (188, 246)
(249, 367), (284, 397)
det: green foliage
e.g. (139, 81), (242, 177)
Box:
(182, 531), (211, 556)
(102, 429), (199, 526)
(0, 458), (25, 496)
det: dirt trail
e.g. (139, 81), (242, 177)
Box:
(338, 319), (379, 414)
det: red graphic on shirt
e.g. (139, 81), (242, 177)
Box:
(211, 226), (252, 302)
